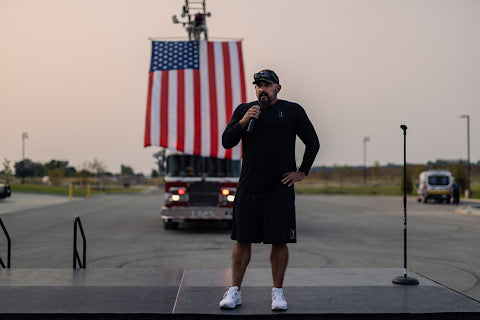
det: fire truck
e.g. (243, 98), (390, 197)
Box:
(152, 1), (242, 230)
(159, 150), (240, 229)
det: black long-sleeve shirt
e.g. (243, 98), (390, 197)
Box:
(222, 99), (320, 192)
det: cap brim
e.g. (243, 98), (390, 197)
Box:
(253, 78), (276, 85)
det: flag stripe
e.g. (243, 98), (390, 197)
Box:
(151, 71), (161, 145)
(237, 41), (247, 104)
(229, 42), (242, 160)
(193, 69), (202, 155)
(222, 42), (233, 160)
(184, 69), (194, 154)
(199, 41), (211, 157)
(167, 71), (177, 150)
(177, 69), (185, 152)
(160, 71), (169, 147)
(144, 72), (153, 147)
(214, 42), (226, 159)
(207, 41), (218, 158)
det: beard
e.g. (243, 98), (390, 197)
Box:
(258, 93), (272, 108)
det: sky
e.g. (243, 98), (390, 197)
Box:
(1, 0), (479, 175)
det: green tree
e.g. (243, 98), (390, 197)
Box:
(121, 165), (135, 176)
(14, 159), (35, 179)
(88, 159), (107, 176)
(78, 169), (92, 186)
(86, 159), (108, 190)
(454, 160), (467, 190)
(120, 164), (135, 188)
(44, 159), (77, 177)
(32, 162), (46, 177)
(65, 166), (77, 177)
(47, 167), (65, 186)
(2, 158), (14, 184)
(151, 169), (160, 177)
(44, 160), (64, 172)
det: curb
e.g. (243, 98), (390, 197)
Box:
(455, 204), (480, 216)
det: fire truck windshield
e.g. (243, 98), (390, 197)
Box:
(165, 154), (240, 177)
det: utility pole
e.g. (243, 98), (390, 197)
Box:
(363, 136), (370, 186)
(21, 132), (28, 184)
(460, 115), (471, 198)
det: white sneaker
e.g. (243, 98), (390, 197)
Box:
(271, 287), (288, 311)
(219, 286), (242, 309)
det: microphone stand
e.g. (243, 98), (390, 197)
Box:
(393, 124), (419, 285)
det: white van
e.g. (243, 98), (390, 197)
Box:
(417, 170), (454, 204)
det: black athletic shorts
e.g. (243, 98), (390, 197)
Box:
(231, 183), (297, 244)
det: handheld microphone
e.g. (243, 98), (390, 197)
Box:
(247, 105), (260, 133)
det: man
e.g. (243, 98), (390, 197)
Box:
(451, 180), (461, 205)
(220, 69), (320, 311)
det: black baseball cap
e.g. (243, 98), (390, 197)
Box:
(252, 69), (280, 85)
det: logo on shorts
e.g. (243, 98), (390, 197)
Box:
(290, 229), (296, 240)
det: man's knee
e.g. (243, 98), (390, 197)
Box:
(272, 243), (288, 252)
(234, 242), (251, 256)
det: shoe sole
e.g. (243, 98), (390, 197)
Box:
(272, 305), (288, 311)
(220, 303), (241, 310)
(272, 307), (288, 311)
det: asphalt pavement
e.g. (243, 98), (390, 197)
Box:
(1, 189), (479, 302)
(0, 192), (74, 215)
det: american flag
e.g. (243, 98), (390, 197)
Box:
(144, 40), (246, 160)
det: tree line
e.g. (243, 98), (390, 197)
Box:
(1, 158), (147, 186)
(309, 159), (477, 193)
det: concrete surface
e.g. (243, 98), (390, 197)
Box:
(0, 268), (479, 319)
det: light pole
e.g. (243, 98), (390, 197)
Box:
(460, 115), (471, 198)
(22, 132), (28, 184)
(363, 136), (370, 185)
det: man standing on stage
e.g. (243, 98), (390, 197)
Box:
(220, 69), (320, 311)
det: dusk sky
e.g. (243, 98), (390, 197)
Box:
(1, 0), (479, 175)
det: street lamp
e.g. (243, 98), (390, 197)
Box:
(22, 132), (28, 184)
(363, 136), (370, 185)
(460, 115), (471, 198)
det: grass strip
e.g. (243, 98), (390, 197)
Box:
(10, 184), (147, 197)
(10, 183), (480, 199)
(295, 184), (405, 196)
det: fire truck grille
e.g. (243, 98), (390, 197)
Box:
(188, 182), (220, 207)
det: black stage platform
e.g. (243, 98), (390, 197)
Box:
(0, 268), (479, 319)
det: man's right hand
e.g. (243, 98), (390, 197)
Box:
(239, 106), (261, 128)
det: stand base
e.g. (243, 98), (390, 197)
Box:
(392, 275), (419, 285)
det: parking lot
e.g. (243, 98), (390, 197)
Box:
(1, 190), (479, 301)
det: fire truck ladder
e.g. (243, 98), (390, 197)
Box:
(172, 0), (211, 40)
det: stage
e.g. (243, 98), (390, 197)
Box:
(1, 268), (479, 319)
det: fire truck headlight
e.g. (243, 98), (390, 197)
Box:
(171, 194), (181, 201)
(227, 195), (235, 202)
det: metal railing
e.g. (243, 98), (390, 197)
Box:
(73, 216), (86, 269)
(0, 217), (11, 268)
